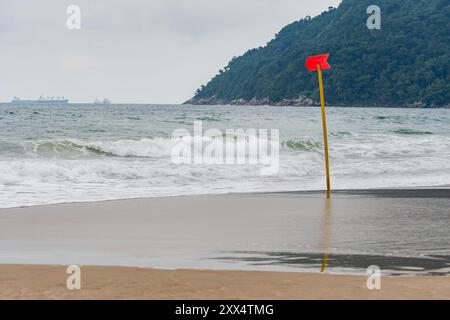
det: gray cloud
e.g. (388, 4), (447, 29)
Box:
(0, 0), (340, 103)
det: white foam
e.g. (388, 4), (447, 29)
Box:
(1, 132), (450, 208)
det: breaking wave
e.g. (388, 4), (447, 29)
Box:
(282, 138), (322, 152)
(392, 128), (434, 135)
(2, 104), (450, 208)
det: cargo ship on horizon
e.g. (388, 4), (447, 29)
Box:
(11, 96), (69, 105)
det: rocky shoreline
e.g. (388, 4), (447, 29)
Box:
(184, 95), (316, 107)
(184, 96), (449, 108)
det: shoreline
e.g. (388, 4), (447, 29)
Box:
(1, 265), (449, 300)
(183, 102), (450, 109)
(1, 187), (449, 211)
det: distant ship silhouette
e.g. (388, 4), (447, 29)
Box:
(94, 98), (112, 105)
(11, 96), (69, 105)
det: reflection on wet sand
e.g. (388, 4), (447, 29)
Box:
(211, 190), (450, 275)
(321, 198), (332, 272)
(213, 251), (450, 276)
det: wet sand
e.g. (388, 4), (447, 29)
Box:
(1, 264), (449, 300)
(0, 190), (449, 299)
(0, 190), (449, 273)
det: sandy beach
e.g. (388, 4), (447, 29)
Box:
(2, 0), (450, 303)
(0, 190), (449, 299)
(1, 265), (449, 300)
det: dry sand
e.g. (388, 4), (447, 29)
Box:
(0, 264), (449, 300)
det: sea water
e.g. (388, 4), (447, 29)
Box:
(1, 103), (450, 208)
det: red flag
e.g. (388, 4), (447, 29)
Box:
(305, 54), (331, 71)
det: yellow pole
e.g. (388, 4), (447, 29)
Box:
(317, 65), (331, 198)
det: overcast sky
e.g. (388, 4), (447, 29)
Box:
(0, 0), (340, 104)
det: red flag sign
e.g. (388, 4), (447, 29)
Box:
(305, 54), (331, 71)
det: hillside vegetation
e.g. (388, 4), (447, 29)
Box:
(187, 0), (450, 107)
